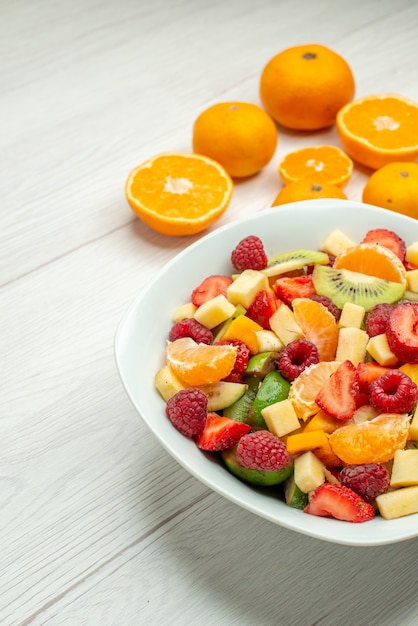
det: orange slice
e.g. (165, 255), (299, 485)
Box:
(125, 153), (233, 236)
(333, 242), (407, 285)
(292, 297), (339, 361)
(329, 413), (410, 464)
(288, 360), (341, 421)
(166, 337), (237, 386)
(278, 145), (353, 187)
(336, 94), (418, 170)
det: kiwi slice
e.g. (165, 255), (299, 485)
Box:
(312, 264), (405, 312)
(263, 249), (329, 277)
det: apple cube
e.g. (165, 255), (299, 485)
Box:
(406, 269), (418, 293)
(320, 228), (355, 257)
(409, 405), (418, 440)
(255, 329), (284, 352)
(376, 485), (418, 519)
(227, 269), (269, 309)
(390, 449), (418, 488)
(194, 294), (236, 329)
(336, 327), (369, 365)
(294, 451), (326, 493)
(338, 302), (366, 329)
(262, 398), (301, 438)
(154, 365), (186, 401)
(366, 333), (399, 366)
(172, 302), (197, 322)
(406, 241), (418, 266)
(269, 303), (304, 345)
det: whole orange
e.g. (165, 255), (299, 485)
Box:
(260, 44), (355, 130)
(362, 162), (418, 219)
(272, 180), (347, 205)
(192, 101), (278, 178)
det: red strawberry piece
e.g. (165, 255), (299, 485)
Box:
(368, 368), (418, 414)
(386, 302), (418, 363)
(273, 274), (316, 306)
(304, 483), (375, 523)
(365, 302), (394, 337)
(196, 413), (251, 451)
(191, 274), (233, 307)
(169, 318), (213, 344)
(404, 260), (418, 272)
(277, 338), (320, 381)
(357, 362), (391, 394)
(316, 360), (359, 421)
(215, 340), (250, 382)
(231, 235), (268, 272)
(246, 289), (279, 329)
(166, 388), (208, 438)
(236, 430), (291, 471)
(309, 294), (341, 321)
(340, 463), (390, 502)
(362, 228), (406, 261)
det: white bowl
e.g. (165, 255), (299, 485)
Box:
(114, 199), (418, 546)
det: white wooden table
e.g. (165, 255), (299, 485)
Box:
(2, 1), (418, 624)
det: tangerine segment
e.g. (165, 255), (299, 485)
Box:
(278, 146), (353, 187)
(333, 242), (407, 285)
(292, 297), (339, 361)
(336, 94), (418, 170)
(125, 153), (233, 236)
(166, 337), (237, 386)
(329, 413), (411, 464)
(288, 361), (341, 421)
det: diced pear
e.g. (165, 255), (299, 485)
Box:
(294, 451), (326, 493)
(154, 365), (187, 401)
(172, 302), (197, 322)
(406, 269), (418, 293)
(255, 329), (284, 352)
(376, 485), (418, 519)
(194, 294), (236, 329)
(352, 404), (379, 424)
(409, 405), (418, 440)
(406, 241), (418, 266)
(390, 449), (418, 487)
(269, 303), (305, 346)
(336, 327), (369, 365)
(366, 333), (399, 366)
(320, 228), (355, 257)
(338, 302), (366, 329)
(199, 381), (247, 411)
(262, 398), (301, 438)
(227, 269), (269, 309)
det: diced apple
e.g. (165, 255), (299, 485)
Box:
(376, 485), (418, 519)
(199, 381), (247, 411)
(172, 302), (197, 322)
(352, 404), (379, 424)
(366, 333), (399, 366)
(406, 269), (418, 293)
(338, 302), (366, 329)
(227, 269), (269, 309)
(320, 228), (355, 257)
(406, 241), (418, 266)
(262, 398), (301, 438)
(390, 449), (418, 488)
(269, 303), (305, 346)
(255, 329), (284, 352)
(409, 405), (418, 440)
(154, 365), (187, 401)
(194, 294), (236, 329)
(336, 327), (369, 365)
(294, 451), (326, 493)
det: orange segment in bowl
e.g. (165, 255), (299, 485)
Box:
(292, 297), (339, 361)
(288, 360), (341, 421)
(278, 145), (353, 187)
(166, 337), (237, 386)
(333, 242), (407, 285)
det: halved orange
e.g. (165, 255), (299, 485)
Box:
(278, 145), (353, 187)
(166, 337), (237, 386)
(125, 153), (233, 236)
(288, 360), (341, 421)
(292, 297), (339, 361)
(333, 242), (407, 285)
(336, 94), (418, 170)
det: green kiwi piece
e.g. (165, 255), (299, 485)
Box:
(312, 264), (405, 312)
(245, 351), (279, 378)
(222, 376), (259, 423)
(284, 475), (309, 510)
(263, 249), (329, 277)
(249, 370), (291, 428)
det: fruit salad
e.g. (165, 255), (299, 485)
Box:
(154, 227), (418, 523)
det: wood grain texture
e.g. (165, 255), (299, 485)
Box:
(2, 0), (418, 624)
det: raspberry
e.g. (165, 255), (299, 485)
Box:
(309, 295), (341, 321)
(368, 369), (418, 414)
(236, 430), (290, 471)
(165, 388), (208, 438)
(340, 463), (390, 502)
(277, 339), (320, 381)
(169, 318), (213, 344)
(365, 303), (394, 337)
(215, 340), (250, 382)
(231, 235), (268, 272)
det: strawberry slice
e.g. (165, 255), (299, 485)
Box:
(246, 289), (279, 329)
(196, 413), (251, 451)
(357, 362), (391, 394)
(304, 483), (375, 523)
(362, 228), (406, 261)
(316, 360), (359, 421)
(191, 274), (233, 307)
(386, 302), (418, 363)
(273, 274), (316, 306)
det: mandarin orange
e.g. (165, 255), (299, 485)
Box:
(288, 361), (342, 421)
(292, 297), (339, 361)
(278, 145), (353, 187)
(362, 162), (418, 219)
(272, 180), (347, 206)
(166, 337), (237, 386)
(333, 242), (407, 285)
